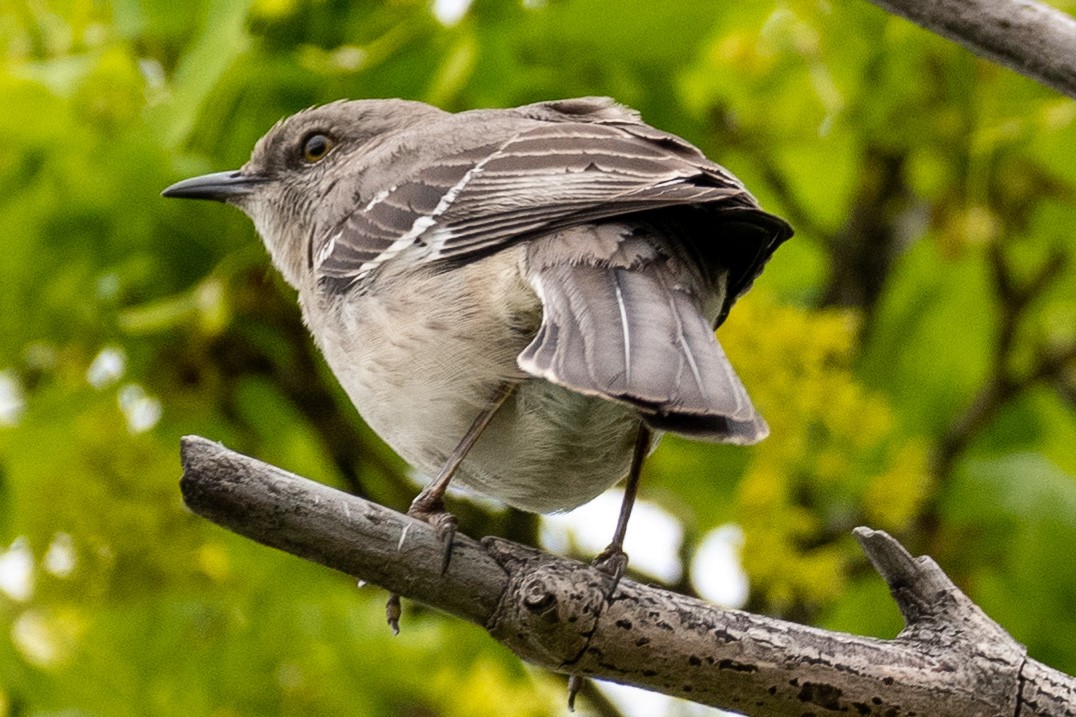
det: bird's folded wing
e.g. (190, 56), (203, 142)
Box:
(518, 223), (768, 443)
(314, 120), (789, 291)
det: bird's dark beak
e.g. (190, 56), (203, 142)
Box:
(161, 170), (266, 202)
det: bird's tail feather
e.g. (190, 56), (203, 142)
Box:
(518, 223), (767, 443)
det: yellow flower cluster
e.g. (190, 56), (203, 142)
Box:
(719, 295), (931, 611)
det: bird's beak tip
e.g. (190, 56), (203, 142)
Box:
(162, 170), (264, 202)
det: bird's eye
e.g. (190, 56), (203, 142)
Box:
(302, 133), (334, 163)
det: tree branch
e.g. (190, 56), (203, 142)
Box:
(179, 436), (1076, 716)
(863, 0), (1076, 99)
(933, 244), (1074, 483)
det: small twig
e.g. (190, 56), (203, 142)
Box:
(756, 159), (835, 247)
(709, 107), (834, 247)
(1031, 342), (1076, 383)
(1017, 246), (1067, 307)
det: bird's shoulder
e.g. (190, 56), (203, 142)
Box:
(353, 97), (710, 185)
(497, 96), (642, 123)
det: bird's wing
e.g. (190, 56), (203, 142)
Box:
(313, 120), (791, 293)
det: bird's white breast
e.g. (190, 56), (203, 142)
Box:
(301, 245), (641, 513)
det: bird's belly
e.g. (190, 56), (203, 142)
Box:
(305, 249), (641, 513)
(327, 331), (641, 513)
(457, 380), (643, 513)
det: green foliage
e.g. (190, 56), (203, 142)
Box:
(0, 0), (1074, 714)
(719, 296), (931, 611)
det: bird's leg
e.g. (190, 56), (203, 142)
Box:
(407, 383), (516, 563)
(567, 422), (652, 708)
(591, 422), (652, 585)
(386, 383), (515, 633)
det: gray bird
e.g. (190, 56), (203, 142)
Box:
(163, 97), (791, 630)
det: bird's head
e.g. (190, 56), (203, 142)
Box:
(162, 99), (444, 288)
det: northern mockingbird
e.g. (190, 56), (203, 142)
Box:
(164, 97), (792, 632)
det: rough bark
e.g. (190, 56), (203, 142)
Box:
(863, 0), (1076, 99)
(179, 436), (1076, 716)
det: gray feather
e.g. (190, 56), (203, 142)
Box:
(314, 110), (791, 303)
(519, 222), (767, 443)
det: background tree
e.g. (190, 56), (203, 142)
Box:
(0, 0), (1073, 715)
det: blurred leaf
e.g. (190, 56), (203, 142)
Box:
(860, 240), (994, 434)
(152, 0), (256, 148)
(945, 454), (1076, 673)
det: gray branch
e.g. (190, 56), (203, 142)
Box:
(863, 0), (1076, 99)
(179, 436), (1076, 716)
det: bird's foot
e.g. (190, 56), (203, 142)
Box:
(385, 495), (459, 634)
(407, 495), (458, 574)
(386, 593), (402, 636)
(563, 546), (629, 708)
(591, 544), (629, 595)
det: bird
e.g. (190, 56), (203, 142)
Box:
(163, 96), (792, 634)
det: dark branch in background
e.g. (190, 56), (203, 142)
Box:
(818, 146), (912, 321)
(863, 0), (1076, 100)
(926, 243), (1076, 535)
(180, 437), (1076, 717)
(709, 111), (913, 323)
(915, 240), (1076, 556)
(752, 153), (833, 246)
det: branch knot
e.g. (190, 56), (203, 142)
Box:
(484, 538), (607, 666)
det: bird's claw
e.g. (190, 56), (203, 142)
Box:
(386, 593), (401, 636)
(592, 545), (629, 593)
(426, 511), (458, 574)
(385, 499), (459, 633)
(567, 674), (584, 712)
(407, 497), (458, 574)
(562, 547), (630, 708)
